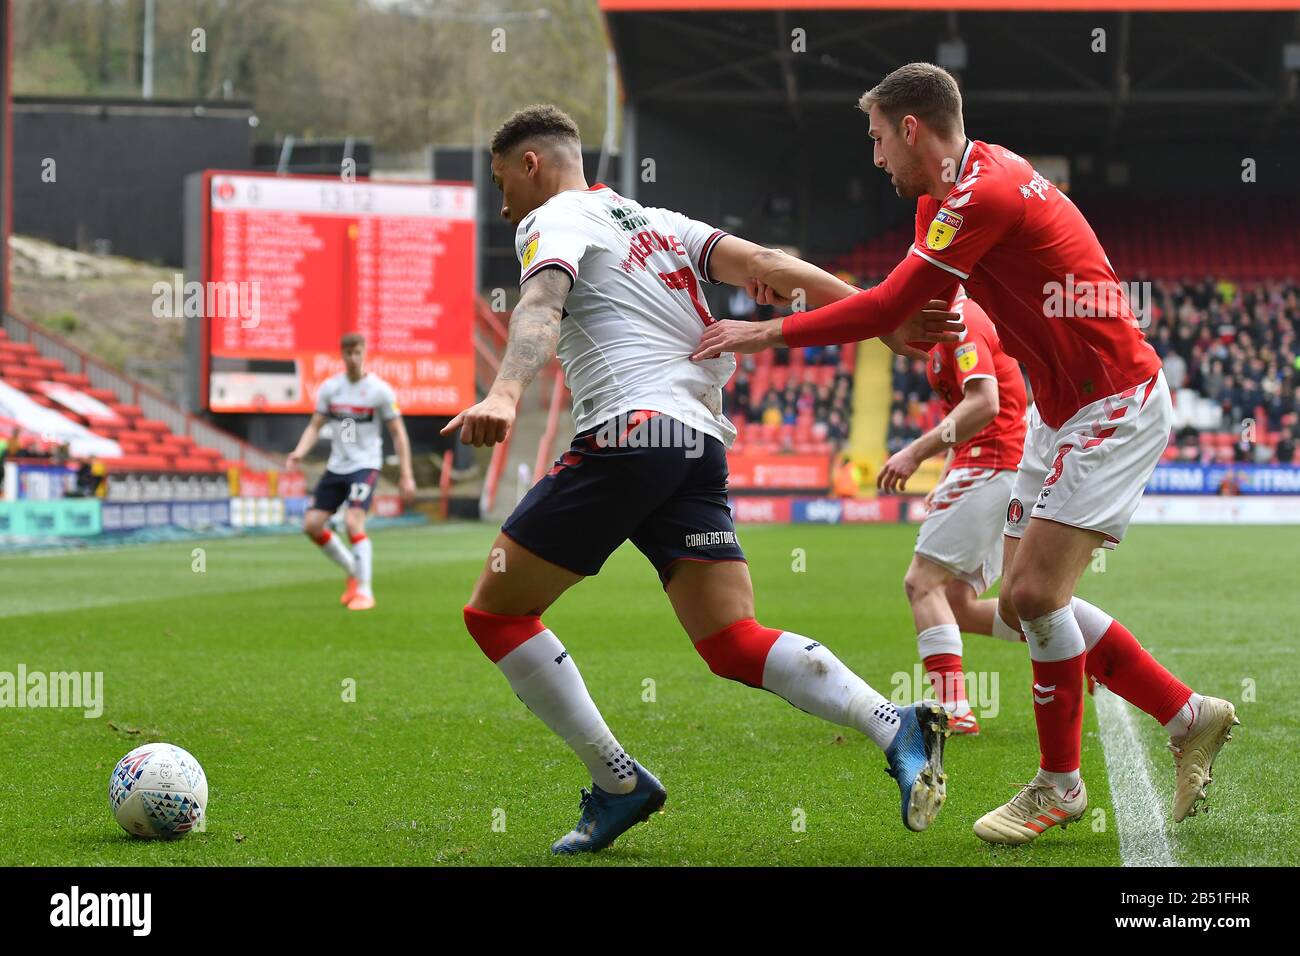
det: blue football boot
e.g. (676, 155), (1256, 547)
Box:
(551, 761), (667, 855)
(884, 701), (949, 832)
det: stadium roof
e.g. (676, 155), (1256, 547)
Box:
(603, 4), (1300, 144)
(602, 2), (1300, 9)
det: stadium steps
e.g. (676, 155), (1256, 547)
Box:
(1, 311), (281, 474)
(845, 338), (893, 487)
(477, 368), (570, 524)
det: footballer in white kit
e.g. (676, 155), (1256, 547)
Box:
(444, 105), (967, 857)
(287, 333), (416, 611)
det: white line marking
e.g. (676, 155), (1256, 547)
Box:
(1095, 685), (1176, 866)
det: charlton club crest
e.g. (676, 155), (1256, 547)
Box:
(1007, 499), (1024, 524)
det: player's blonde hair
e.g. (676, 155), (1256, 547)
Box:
(859, 63), (964, 139)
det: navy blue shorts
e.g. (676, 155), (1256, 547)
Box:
(502, 410), (746, 582)
(310, 468), (379, 513)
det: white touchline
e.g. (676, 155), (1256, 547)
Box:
(1095, 685), (1176, 867)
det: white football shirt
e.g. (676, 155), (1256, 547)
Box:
(514, 185), (736, 446)
(314, 372), (400, 474)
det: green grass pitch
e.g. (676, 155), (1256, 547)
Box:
(1, 521), (1294, 866)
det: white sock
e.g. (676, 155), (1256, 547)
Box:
(1038, 767), (1082, 799)
(916, 623), (962, 658)
(991, 610), (1023, 642)
(761, 632), (900, 750)
(315, 530), (355, 575)
(1070, 597), (1113, 652)
(351, 533), (373, 597)
(917, 623), (967, 712)
(497, 628), (637, 794)
(1164, 692), (1204, 740)
(1021, 605), (1086, 662)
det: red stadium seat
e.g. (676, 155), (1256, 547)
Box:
(101, 454), (169, 473)
(50, 371), (93, 387)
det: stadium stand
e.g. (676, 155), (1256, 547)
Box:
(0, 315), (277, 481)
(873, 275), (1300, 467)
(724, 330), (858, 456)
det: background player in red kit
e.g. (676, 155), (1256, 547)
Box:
(696, 63), (1238, 845)
(876, 290), (1028, 734)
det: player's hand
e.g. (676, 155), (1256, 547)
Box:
(441, 393), (516, 447)
(691, 318), (784, 362)
(893, 300), (964, 353)
(879, 329), (932, 360)
(922, 486), (938, 512)
(284, 451), (303, 471)
(747, 278), (792, 307)
(877, 447), (921, 494)
(398, 472), (416, 503)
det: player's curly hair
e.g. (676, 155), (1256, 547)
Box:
(859, 63), (963, 139)
(490, 104), (581, 156)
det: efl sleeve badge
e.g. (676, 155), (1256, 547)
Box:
(956, 342), (978, 373)
(925, 208), (964, 251)
(519, 231), (540, 269)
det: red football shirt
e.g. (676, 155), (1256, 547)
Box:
(784, 140), (1162, 428)
(925, 292), (1026, 472)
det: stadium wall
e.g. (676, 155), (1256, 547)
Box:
(11, 97), (253, 265)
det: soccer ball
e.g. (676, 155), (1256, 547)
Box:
(108, 743), (208, 839)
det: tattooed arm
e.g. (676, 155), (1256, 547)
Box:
(440, 268), (570, 447)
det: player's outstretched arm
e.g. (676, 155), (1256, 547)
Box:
(878, 378), (999, 493)
(285, 412), (327, 470)
(692, 254), (964, 362)
(440, 268), (569, 447)
(708, 236), (857, 310)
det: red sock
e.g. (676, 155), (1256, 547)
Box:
(463, 606), (545, 664)
(1031, 655), (1085, 772)
(1085, 619), (1192, 724)
(923, 653), (965, 707)
(695, 618), (782, 687)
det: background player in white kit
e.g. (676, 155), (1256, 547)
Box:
(444, 105), (965, 855)
(287, 333), (416, 611)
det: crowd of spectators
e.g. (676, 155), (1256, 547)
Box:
(885, 277), (1300, 465)
(721, 289), (857, 452)
(1149, 278), (1298, 464)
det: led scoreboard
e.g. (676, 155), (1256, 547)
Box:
(199, 171), (476, 415)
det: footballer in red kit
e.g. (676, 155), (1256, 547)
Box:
(695, 62), (1239, 845)
(872, 291), (1028, 735)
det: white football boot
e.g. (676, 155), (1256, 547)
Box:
(973, 771), (1087, 845)
(1170, 696), (1239, 823)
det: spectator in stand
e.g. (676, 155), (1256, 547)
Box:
(0, 427), (12, 492)
(886, 407), (920, 455)
(815, 383), (833, 420)
(761, 395), (783, 428)
(731, 372), (752, 421)
(728, 286), (756, 322)
(1276, 427), (1297, 465)
(827, 409), (850, 447)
